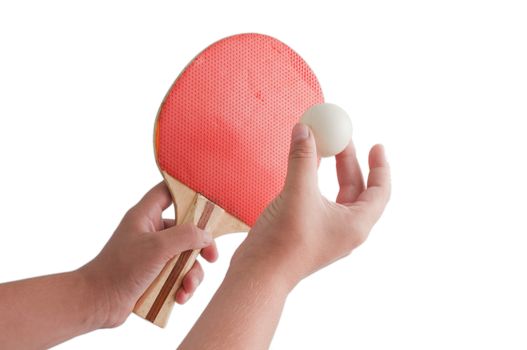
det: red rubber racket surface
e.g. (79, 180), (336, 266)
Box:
(155, 33), (323, 226)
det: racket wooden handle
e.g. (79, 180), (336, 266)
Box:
(133, 193), (223, 327)
(133, 173), (249, 327)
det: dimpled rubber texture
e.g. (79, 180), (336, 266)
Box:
(156, 33), (323, 226)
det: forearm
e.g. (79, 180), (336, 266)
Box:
(0, 270), (104, 350)
(180, 257), (293, 350)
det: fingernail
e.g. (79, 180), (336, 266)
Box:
(203, 230), (213, 243)
(182, 293), (190, 304)
(194, 277), (201, 288)
(292, 123), (309, 142)
(379, 144), (388, 162)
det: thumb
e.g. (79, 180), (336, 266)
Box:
(284, 123), (319, 193)
(156, 223), (213, 256)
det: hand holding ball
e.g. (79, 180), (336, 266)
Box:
(300, 103), (353, 157)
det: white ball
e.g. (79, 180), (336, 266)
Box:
(300, 103), (353, 157)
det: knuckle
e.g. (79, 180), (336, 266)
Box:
(349, 217), (366, 235)
(177, 223), (203, 245)
(290, 142), (315, 160)
(354, 231), (369, 246)
(345, 215), (370, 246)
(147, 234), (166, 254)
(183, 223), (200, 237)
(194, 264), (204, 280)
(123, 207), (138, 222)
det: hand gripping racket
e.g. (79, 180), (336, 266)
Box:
(133, 33), (324, 327)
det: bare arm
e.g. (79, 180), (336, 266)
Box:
(0, 183), (218, 349)
(0, 271), (103, 349)
(180, 258), (292, 350)
(180, 124), (391, 349)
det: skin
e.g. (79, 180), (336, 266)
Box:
(179, 124), (390, 349)
(0, 124), (390, 349)
(0, 183), (218, 350)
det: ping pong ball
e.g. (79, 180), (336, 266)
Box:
(300, 103), (352, 157)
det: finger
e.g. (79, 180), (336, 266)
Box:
(163, 218), (176, 229)
(175, 288), (191, 304)
(367, 144), (390, 188)
(355, 144), (391, 222)
(128, 182), (173, 230)
(137, 181), (173, 212)
(336, 140), (365, 204)
(284, 123), (319, 193)
(200, 240), (219, 263)
(181, 261), (205, 295)
(156, 223), (213, 257)
(162, 219), (217, 261)
(175, 261), (204, 304)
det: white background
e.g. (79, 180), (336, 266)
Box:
(1, 1), (526, 349)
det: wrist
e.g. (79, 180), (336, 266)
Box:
(74, 267), (113, 330)
(229, 245), (300, 294)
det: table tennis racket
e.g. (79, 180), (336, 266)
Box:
(133, 33), (324, 327)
